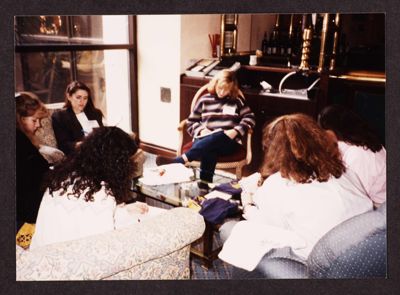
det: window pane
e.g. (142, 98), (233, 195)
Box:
(71, 16), (130, 44)
(75, 50), (106, 114)
(15, 51), (71, 104)
(15, 16), (130, 45)
(76, 49), (132, 131)
(15, 16), (69, 44)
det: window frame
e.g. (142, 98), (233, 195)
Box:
(14, 15), (139, 135)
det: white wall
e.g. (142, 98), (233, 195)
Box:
(136, 15), (181, 150)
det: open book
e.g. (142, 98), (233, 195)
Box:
(194, 128), (223, 139)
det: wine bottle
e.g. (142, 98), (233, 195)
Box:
(261, 32), (268, 55)
(270, 30), (278, 55)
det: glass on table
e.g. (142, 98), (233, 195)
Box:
(179, 182), (200, 207)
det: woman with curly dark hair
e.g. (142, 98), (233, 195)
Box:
(219, 114), (372, 273)
(318, 104), (386, 207)
(52, 80), (104, 155)
(30, 126), (156, 249)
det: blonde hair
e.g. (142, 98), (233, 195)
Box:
(207, 69), (240, 98)
(16, 91), (48, 147)
(260, 113), (345, 184)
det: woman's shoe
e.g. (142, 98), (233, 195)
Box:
(155, 155), (176, 166)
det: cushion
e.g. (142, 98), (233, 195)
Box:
(182, 141), (246, 162)
(308, 204), (386, 278)
(232, 247), (308, 279)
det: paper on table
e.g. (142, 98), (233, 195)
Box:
(139, 163), (193, 185)
(204, 190), (232, 201)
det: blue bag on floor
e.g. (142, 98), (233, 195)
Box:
(199, 198), (239, 225)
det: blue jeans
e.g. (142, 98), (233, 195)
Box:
(182, 131), (241, 182)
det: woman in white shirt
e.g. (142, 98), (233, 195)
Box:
(318, 104), (386, 207)
(218, 113), (372, 272)
(31, 126), (153, 249)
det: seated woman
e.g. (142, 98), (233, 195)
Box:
(52, 80), (104, 155)
(318, 104), (386, 207)
(156, 69), (255, 186)
(30, 126), (161, 249)
(16, 92), (50, 232)
(218, 113), (372, 273)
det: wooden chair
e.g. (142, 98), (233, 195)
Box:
(176, 84), (253, 180)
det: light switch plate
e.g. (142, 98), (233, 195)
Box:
(160, 87), (171, 103)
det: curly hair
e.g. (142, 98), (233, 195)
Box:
(260, 113), (345, 184)
(318, 104), (383, 152)
(207, 69), (240, 98)
(46, 126), (138, 204)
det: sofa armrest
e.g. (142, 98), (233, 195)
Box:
(17, 207), (205, 280)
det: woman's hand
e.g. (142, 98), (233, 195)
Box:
(125, 201), (149, 215)
(224, 129), (238, 140)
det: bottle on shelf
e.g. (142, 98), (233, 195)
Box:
(261, 32), (268, 55)
(279, 35), (287, 56)
(270, 28), (279, 55)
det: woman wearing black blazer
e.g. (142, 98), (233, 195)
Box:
(52, 81), (104, 155)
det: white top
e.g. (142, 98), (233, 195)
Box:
(30, 184), (163, 249)
(75, 112), (99, 136)
(338, 141), (386, 206)
(218, 170), (373, 271)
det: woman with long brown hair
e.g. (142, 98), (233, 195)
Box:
(219, 113), (372, 273)
(51, 80), (104, 155)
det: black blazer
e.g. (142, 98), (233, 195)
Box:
(16, 129), (49, 225)
(51, 107), (103, 155)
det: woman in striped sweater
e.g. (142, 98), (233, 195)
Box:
(156, 69), (255, 185)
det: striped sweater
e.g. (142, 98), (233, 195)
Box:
(187, 94), (256, 143)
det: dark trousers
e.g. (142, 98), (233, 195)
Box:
(180, 131), (240, 182)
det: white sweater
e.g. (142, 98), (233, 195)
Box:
(219, 170), (373, 271)
(338, 141), (386, 206)
(30, 184), (163, 249)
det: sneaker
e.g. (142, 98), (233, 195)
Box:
(155, 155), (177, 166)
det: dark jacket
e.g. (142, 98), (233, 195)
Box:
(51, 107), (103, 155)
(16, 129), (49, 225)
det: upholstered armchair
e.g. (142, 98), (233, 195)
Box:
(17, 207), (205, 280)
(177, 84), (253, 180)
(232, 203), (387, 279)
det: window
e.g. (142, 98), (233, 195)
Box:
(15, 15), (138, 133)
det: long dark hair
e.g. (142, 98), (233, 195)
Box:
(64, 80), (103, 117)
(46, 126), (138, 204)
(260, 113), (345, 184)
(318, 104), (383, 152)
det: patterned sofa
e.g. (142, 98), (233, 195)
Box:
(16, 207), (205, 280)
